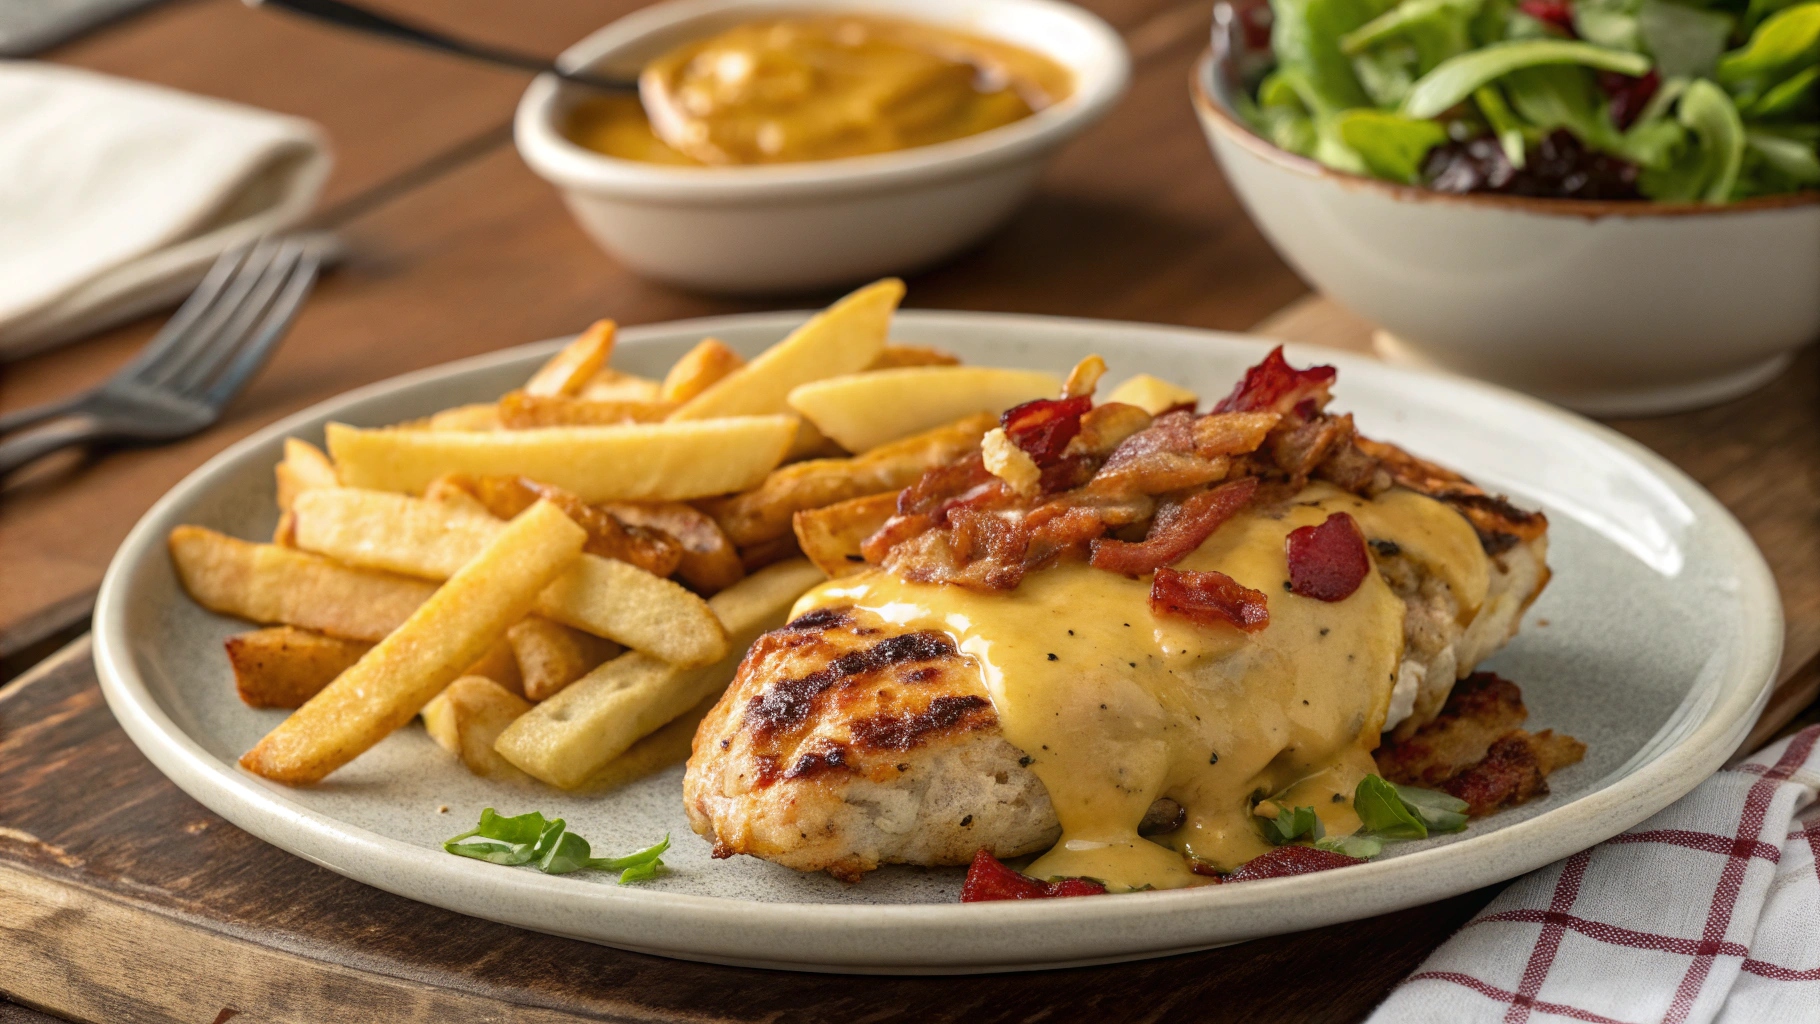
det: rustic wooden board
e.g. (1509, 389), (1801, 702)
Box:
(0, 0), (1255, 661)
(0, 638), (1496, 1024)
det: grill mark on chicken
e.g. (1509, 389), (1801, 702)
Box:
(849, 694), (993, 751)
(743, 629), (959, 738)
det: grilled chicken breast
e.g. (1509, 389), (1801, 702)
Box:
(685, 518), (1548, 882)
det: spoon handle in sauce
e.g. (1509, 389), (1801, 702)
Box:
(243, 0), (637, 92)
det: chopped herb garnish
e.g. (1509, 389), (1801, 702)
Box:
(1260, 803), (1324, 844)
(1317, 833), (1384, 859)
(1353, 775), (1429, 840)
(1392, 782), (1470, 835)
(444, 808), (669, 884)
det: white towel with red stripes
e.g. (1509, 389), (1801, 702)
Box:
(1371, 724), (1820, 1023)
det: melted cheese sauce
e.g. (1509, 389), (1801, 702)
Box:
(796, 484), (1489, 892)
(567, 16), (1072, 166)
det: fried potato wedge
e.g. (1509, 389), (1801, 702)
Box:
(169, 526), (435, 642)
(290, 488), (727, 665)
(241, 501), (586, 785)
(866, 343), (960, 370)
(600, 500), (744, 594)
(423, 676), (535, 781)
(509, 616), (622, 701)
(1106, 373), (1198, 414)
(227, 627), (519, 707)
(324, 416), (796, 502)
(701, 412), (994, 548)
(576, 694), (718, 792)
(668, 279), (902, 421)
(226, 627), (371, 709)
(786, 366), (1058, 453)
(792, 492), (898, 578)
(497, 391), (675, 428)
(526, 320), (614, 397)
(495, 559), (825, 789)
(470, 476), (682, 578)
(275, 438), (338, 514)
(419, 404), (502, 431)
(661, 338), (745, 404)
(578, 367), (662, 402)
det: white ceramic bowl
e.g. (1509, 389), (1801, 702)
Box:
(514, 0), (1129, 294)
(1192, 51), (1820, 417)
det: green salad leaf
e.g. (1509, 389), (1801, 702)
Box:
(1352, 774), (1430, 840)
(1391, 783), (1472, 833)
(1316, 833), (1386, 858)
(1402, 39), (1653, 118)
(1718, 2), (1820, 107)
(1475, 83), (1532, 164)
(1746, 127), (1820, 179)
(1682, 77), (1750, 199)
(1334, 109), (1453, 179)
(1273, 0), (1394, 114)
(445, 808), (669, 884)
(1260, 803), (1326, 843)
(1638, 0), (1735, 78)
(1749, 63), (1820, 117)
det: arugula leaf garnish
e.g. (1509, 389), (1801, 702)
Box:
(1316, 833), (1385, 859)
(1353, 774), (1430, 840)
(1392, 782), (1471, 834)
(444, 808), (669, 884)
(1260, 803), (1325, 844)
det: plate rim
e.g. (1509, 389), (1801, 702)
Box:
(92, 309), (1784, 973)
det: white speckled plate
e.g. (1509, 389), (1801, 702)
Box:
(94, 312), (1781, 973)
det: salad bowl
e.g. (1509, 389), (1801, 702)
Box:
(1193, 15), (1820, 416)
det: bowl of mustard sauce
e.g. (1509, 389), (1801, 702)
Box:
(514, 0), (1129, 293)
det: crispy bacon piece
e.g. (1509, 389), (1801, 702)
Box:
(1443, 730), (1587, 816)
(1353, 436), (1547, 553)
(1096, 411), (1229, 494)
(1212, 347), (1337, 416)
(1001, 396), (1093, 467)
(960, 850), (1107, 902)
(1149, 567), (1269, 632)
(1286, 512), (1370, 602)
(1199, 845), (1363, 883)
(1091, 478), (1259, 576)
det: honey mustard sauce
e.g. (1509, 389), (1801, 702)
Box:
(794, 483), (1490, 892)
(567, 15), (1072, 165)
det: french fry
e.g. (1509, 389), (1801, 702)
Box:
(226, 627), (371, 709)
(325, 417), (797, 502)
(290, 488), (727, 666)
(526, 320), (615, 396)
(784, 417), (846, 462)
(1106, 373), (1198, 414)
(497, 391), (675, 428)
(240, 500), (586, 785)
(495, 559), (825, 789)
(225, 627), (520, 707)
(600, 500), (744, 594)
(169, 526), (435, 642)
(423, 474), (493, 517)
(272, 511), (297, 547)
(786, 367), (1058, 453)
(508, 616), (622, 701)
(578, 367), (662, 402)
(275, 438), (338, 513)
(668, 279), (902, 421)
(867, 343), (960, 370)
(420, 404), (502, 431)
(470, 476), (682, 578)
(660, 338), (745, 404)
(422, 676), (534, 781)
(792, 492), (897, 578)
(701, 412), (994, 548)
(576, 694), (718, 792)
(740, 532), (802, 572)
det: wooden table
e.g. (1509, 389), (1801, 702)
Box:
(0, 0), (1815, 1020)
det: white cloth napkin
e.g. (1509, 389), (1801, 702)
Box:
(0, 61), (331, 358)
(1371, 724), (1820, 1023)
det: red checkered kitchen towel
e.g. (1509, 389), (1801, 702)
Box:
(1371, 725), (1820, 1023)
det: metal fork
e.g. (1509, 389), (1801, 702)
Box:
(0, 237), (323, 479)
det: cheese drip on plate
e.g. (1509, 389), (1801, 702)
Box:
(795, 482), (1490, 892)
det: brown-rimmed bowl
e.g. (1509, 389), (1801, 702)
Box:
(1192, 48), (1820, 416)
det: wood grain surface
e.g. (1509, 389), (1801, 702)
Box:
(0, 638), (1497, 1024)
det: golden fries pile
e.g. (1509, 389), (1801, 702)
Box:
(168, 279), (1178, 794)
